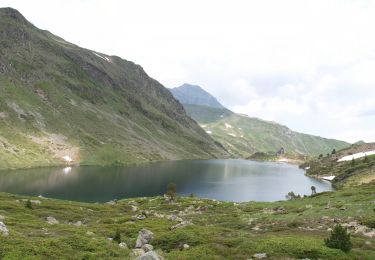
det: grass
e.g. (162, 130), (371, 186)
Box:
(0, 183), (374, 259)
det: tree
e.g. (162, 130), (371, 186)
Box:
(331, 149), (336, 154)
(25, 199), (33, 209)
(325, 224), (352, 253)
(166, 182), (177, 200)
(351, 158), (355, 166)
(364, 155), (369, 163)
(311, 186), (316, 195)
(318, 154), (323, 159)
(286, 191), (299, 200)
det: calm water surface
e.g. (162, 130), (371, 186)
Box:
(0, 159), (333, 202)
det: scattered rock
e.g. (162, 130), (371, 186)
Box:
(135, 229), (154, 248)
(135, 251), (161, 260)
(170, 220), (192, 230)
(183, 244), (190, 250)
(30, 200), (41, 204)
(119, 242), (128, 249)
(46, 216), (59, 225)
(339, 206), (346, 211)
(106, 200), (117, 205)
(86, 231), (94, 236)
(142, 244), (154, 252)
(0, 215), (5, 221)
(135, 215), (146, 220)
(274, 207), (285, 213)
(131, 205), (138, 211)
(253, 253), (267, 259)
(133, 248), (145, 257)
(107, 237), (113, 241)
(305, 204), (313, 209)
(167, 215), (183, 222)
(73, 221), (82, 226)
(0, 221), (9, 236)
(324, 201), (331, 209)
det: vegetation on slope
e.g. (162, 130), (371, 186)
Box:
(0, 183), (374, 259)
(0, 8), (228, 170)
(303, 143), (375, 188)
(183, 104), (349, 158)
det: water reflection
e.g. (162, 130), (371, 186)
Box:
(0, 159), (333, 202)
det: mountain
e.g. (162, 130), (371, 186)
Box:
(170, 84), (224, 108)
(171, 84), (350, 157)
(0, 8), (228, 169)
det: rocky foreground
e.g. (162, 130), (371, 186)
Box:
(0, 183), (374, 259)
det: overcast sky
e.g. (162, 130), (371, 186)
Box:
(1, 0), (374, 142)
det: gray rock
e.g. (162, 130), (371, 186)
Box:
(135, 229), (154, 248)
(253, 253), (267, 259)
(183, 244), (190, 250)
(0, 215), (5, 220)
(86, 231), (94, 236)
(0, 221), (9, 236)
(135, 251), (161, 260)
(46, 216), (59, 225)
(73, 221), (82, 226)
(142, 244), (154, 252)
(119, 242), (128, 249)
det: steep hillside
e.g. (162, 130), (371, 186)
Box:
(0, 8), (228, 169)
(171, 85), (350, 157)
(170, 84), (224, 109)
(303, 143), (375, 188)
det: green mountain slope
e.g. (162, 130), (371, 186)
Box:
(302, 143), (375, 188)
(171, 85), (350, 157)
(0, 8), (228, 169)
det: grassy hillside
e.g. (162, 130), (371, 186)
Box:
(0, 183), (374, 259)
(0, 8), (228, 170)
(184, 104), (350, 158)
(302, 143), (375, 188)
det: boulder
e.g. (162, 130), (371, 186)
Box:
(135, 229), (154, 248)
(183, 244), (190, 250)
(46, 216), (59, 225)
(0, 221), (9, 236)
(142, 244), (154, 252)
(135, 251), (161, 260)
(0, 215), (5, 221)
(119, 242), (128, 249)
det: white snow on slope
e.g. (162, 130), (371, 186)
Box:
(337, 150), (375, 162)
(206, 130), (212, 134)
(322, 176), (335, 181)
(228, 133), (236, 137)
(93, 52), (111, 62)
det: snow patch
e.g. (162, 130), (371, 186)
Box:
(206, 130), (212, 134)
(322, 176), (335, 181)
(92, 52), (111, 62)
(225, 123), (233, 129)
(337, 150), (375, 162)
(62, 155), (73, 163)
(228, 133), (236, 137)
(305, 166), (310, 170)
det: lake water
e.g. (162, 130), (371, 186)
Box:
(0, 159), (333, 202)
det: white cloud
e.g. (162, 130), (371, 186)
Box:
(1, 0), (374, 142)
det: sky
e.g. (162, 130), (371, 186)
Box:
(1, 0), (374, 143)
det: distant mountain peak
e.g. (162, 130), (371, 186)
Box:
(170, 83), (224, 109)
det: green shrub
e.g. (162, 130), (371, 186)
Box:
(324, 224), (352, 253)
(25, 199), (33, 209)
(113, 230), (121, 244)
(166, 182), (177, 200)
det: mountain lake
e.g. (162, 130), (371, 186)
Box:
(0, 159), (333, 202)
